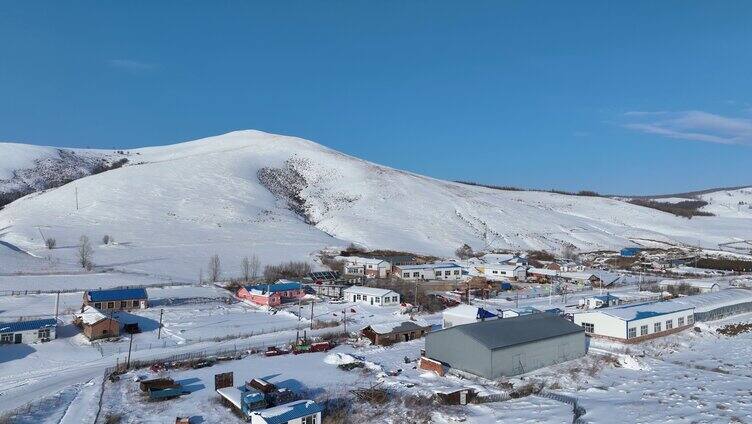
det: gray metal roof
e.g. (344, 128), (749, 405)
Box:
(439, 313), (583, 350)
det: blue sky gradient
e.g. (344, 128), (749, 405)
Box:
(1, 1), (751, 194)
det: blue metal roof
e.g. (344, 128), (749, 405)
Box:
(0, 318), (57, 333)
(88, 288), (148, 302)
(255, 400), (324, 424)
(244, 282), (302, 294)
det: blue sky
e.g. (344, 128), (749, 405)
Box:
(1, 1), (751, 195)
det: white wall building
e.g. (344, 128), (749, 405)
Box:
(482, 264), (526, 281)
(573, 302), (695, 342)
(0, 318), (57, 344)
(343, 286), (400, 306)
(342, 257), (392, 278)
(442, 304), (498, 328)
(395, 263), (464, 281)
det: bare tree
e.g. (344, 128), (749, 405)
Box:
(78, 235), (94, 270)
(208, 254), (221, 282)
(45, 237), (56, 250)
(241, 256), (251, 281)
(250, 254), (260, 279)
(562, 245), (578, 261)
(455, 243), (474, 259)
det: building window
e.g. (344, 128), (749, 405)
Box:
(412, 272), (420, 277)
(0, 333), (12, 343)
(107, 302), (115, 309)
(453, 270), (460, 275)
(666, 320), (673, 330)
(132, 300), (139, 308)
(303, 414), (317, 424)
(444, 271), (451, 276)
(581, 323), (594, 333)
(120, 301), (127, 308)
(687, 315), (694, 324)
(392, 296), (398, 302)
(678, 317), (685, 326)
(375, 297), (380, 303)
(94, 302), (102, 309)
(628, 327), (637, 338)
(492, 270), (498, 274)
(654, 322), (662, 333)
(640, 325), (648, 336)
(38, 328), (50, 339)
(403, 273), (409, 278)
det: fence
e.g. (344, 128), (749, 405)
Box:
(0, 281), (196, 297)
(538, 391), (587, 424)
(694, 301), (752, 322)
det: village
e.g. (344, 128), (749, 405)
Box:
(2, 244), (752, 423)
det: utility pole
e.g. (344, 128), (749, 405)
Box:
(157, 309), (164, 340)
(54, 291), (60, 320)
(414, 281), (418, 306)
(310, 302), (314, 330)
(343, 308), (347, 335)
(75, 186), (79, 211)
(126, 333), (134, 369)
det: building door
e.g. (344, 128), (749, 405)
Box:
(14, 333), (22, 344)
(370, 297), (373, 305)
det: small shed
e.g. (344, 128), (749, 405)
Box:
(249, 400), (323, 424)
(435, 388), (478, 405)
(620, 247), (642, 257)
(361, 320), (431, 345)
(74, 306), (120, 340)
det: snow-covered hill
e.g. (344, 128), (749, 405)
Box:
(0, 130), (750, 280)
(0, 143), (127, 207)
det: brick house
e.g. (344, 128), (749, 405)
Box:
(237, 280), (305, 307)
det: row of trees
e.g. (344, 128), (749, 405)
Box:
(204, 254), (311, 284)
(206, 253), (262, 283)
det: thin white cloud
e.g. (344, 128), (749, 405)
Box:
(623, 110), (752, 146)
(107, 59), (157, 73)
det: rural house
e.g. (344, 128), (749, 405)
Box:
(482, 264), (526, 281)
(74, 306), (120, 340)
(425, 314), (585, 378)
(343, 286), (400, 306)
(0, 318), (57, 345)
(342, 257), (392, 278)
(83, 288), (148, 311)
(573, 301), (695, 342)
(361, 320), (431, 345)
(237, 280), (305, 307)
(394, 263), (464, 281)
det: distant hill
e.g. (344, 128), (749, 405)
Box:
(1, 130), (750, 280)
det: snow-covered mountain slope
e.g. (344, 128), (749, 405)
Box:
(0, 130), (750, 280)
(0, 143), (127, 207)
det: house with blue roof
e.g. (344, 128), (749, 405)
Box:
(0, 318), (57, 344)
(249, 399), (323, 424)
(237, 280), (305, 307)
(83, 287), (148, 311)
